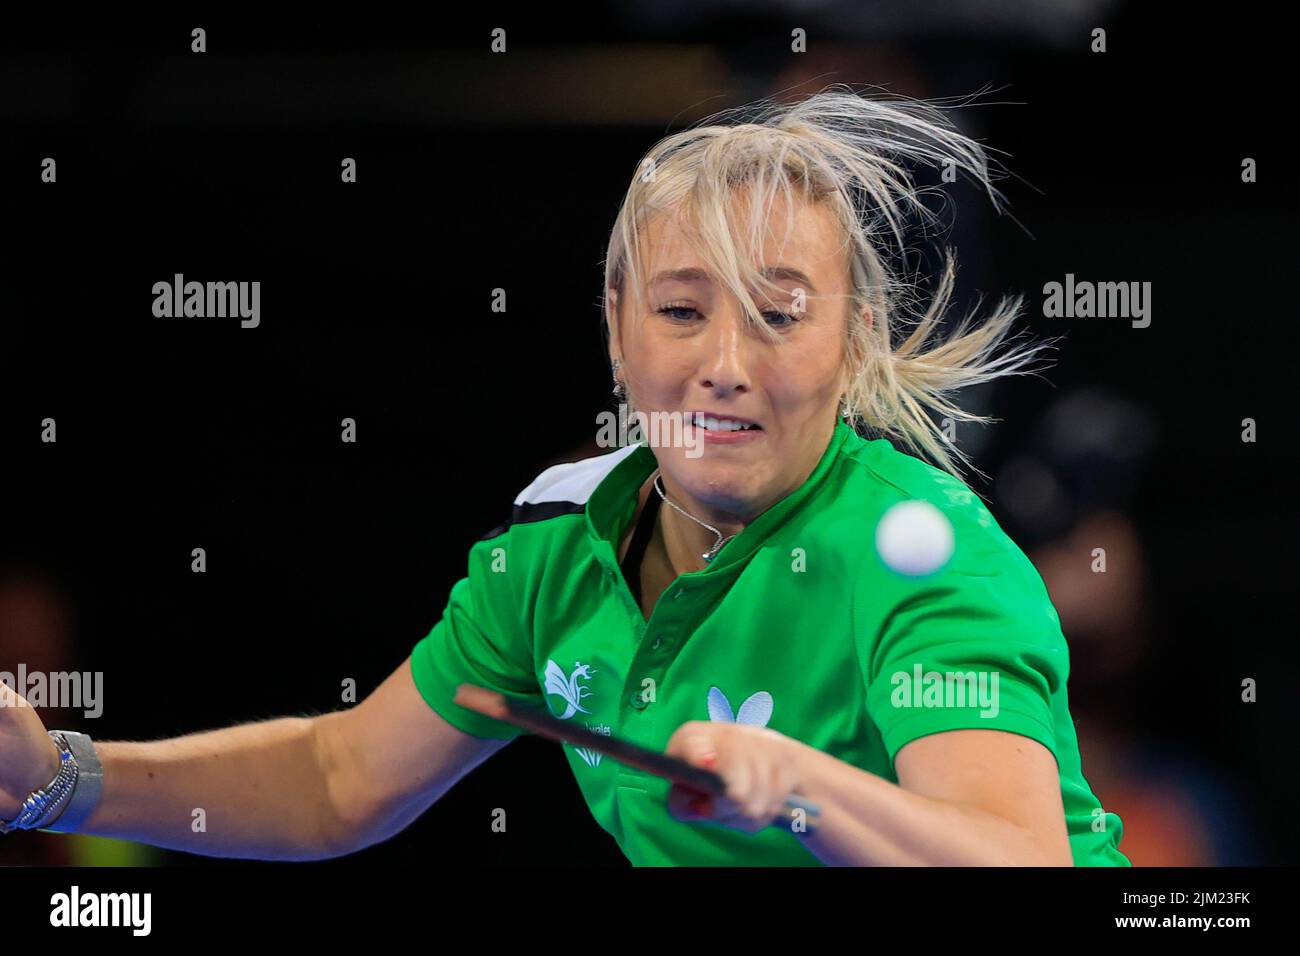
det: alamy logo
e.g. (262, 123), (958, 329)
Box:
(152, 274), (260, 328)
(543, 660), (596, 720)
(890, 664), (1000, 717)
(50, 886), (151, 936)
(707, 686), (773, 727)
(0, 664), (102, 718)
(595, 403), (704, 458)
(1042, 273), (1151, 328)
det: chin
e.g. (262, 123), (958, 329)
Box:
(671, 458), (765, 515)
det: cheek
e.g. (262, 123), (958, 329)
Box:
(627, 337), (696, 396)
(769, 341), (845, 407)
(634, 361), (690, 400)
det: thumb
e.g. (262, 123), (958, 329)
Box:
(675, 729), (720, 770)
(666, 728), (722, 821)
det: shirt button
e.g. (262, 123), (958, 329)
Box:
(629, 690), (649, 710)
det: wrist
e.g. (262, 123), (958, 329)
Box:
(776, 732), (832, 803)
(29, 739), (62, 794)
(1, 739), (61, 819)
(0, 731), (105, 835)
(41, 731), (105, 833)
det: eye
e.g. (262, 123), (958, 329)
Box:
(654, 304), (799, 327)
(656, 305), (700, 321)
(762, 310), (800, 328)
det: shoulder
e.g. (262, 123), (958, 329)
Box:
(838, 434), (982, 514)
(839, 439), (1067, 674)
(513, 442), (642, 509)
(478, 442), (642, 542)
(837, 436), (994, 530)
(831, 434), (1039, 583)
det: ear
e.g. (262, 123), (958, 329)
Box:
(843, 304), (873, 380)
(606, 288), (622, 364)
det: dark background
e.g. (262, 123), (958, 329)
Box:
(1, 4), (1294, 866)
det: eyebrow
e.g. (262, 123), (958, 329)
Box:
(649, 265), (818, 294)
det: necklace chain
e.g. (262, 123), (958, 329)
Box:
(651, 471), (737, 563)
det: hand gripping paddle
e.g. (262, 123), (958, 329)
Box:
(453, 683), (821, 832)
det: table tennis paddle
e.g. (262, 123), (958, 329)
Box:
(454, 683), (820, 832)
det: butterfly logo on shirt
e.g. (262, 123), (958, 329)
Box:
(544, 659), (597, 720)
(707, 686), (774, 727)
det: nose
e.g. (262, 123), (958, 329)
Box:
(697, 304), (754, 397)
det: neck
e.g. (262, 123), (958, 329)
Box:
(651, 474), (748, 574)
(645, 422), (840, 573)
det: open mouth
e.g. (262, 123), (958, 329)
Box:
(690, 412), (762, 432)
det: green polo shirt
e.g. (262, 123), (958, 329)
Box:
(409, 420), (1129, 866)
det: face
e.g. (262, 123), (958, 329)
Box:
(609, 190), (864, 524)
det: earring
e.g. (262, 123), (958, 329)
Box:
(841, 363), (864, 420)
(612, 359), (626, 399)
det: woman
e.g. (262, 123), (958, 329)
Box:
(0, 88), (1127, 866)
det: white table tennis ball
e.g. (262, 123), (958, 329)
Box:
(875, 500), (955, 576)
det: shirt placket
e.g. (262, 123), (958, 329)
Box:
(614, 574), (715, 785)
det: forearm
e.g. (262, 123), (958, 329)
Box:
(74, 717), (352, 861)
(786, 740), (1067, 866)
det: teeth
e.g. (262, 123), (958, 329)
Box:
(692, 413), (756, 431)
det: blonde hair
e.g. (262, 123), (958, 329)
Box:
(602, 84), (1054, 478)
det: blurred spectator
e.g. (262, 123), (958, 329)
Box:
(998, 389), (1263, 865)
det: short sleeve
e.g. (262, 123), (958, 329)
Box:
(409, 531), (541, 740)
(855, 497), (1068, 772)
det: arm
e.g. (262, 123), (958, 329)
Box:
(827, 482), (1075, 864)
(791, 728), (1072, 866)
(666, 722), (1072, 865)
(0, 657), (508, 861)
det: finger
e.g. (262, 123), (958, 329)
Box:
(755, 756), (784, 824)
(666, 783), (714, 822)
(768, 762), (800, 829)
(741, 751), (774, 823)
(725, 749), (754, 811)
(680, 732), (720, 770)
(711, 794), (762, 833)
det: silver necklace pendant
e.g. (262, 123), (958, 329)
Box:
(653, 471), (736, 563)
(702, 535), (736, 563)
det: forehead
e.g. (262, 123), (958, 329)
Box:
(639, 192), (848, 290)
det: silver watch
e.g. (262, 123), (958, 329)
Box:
(0, 731), (104, 835)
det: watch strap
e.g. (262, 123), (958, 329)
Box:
(41, 731), (104, 834)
